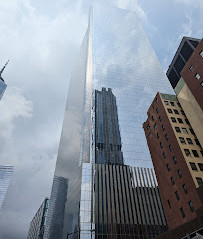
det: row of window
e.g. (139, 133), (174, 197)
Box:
(189, 162), (203, 171)
(189, 63), (202, 87)
(167, 199), (194, 218)
(164, 100), (176, 107)
(184, 148), (203, 158)
(171, 116), (189, 125)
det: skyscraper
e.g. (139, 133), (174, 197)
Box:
(27, 198), (49, 239)
(0, 165), (14, 210)
(43, 4), (174, 239)
(0, 60), (9, 100)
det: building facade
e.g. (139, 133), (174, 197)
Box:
(166, 37), (200, 89)
(143, 93), (203, 232)
(0, 60), (9, 100)
(43, 4), (174, 239)
(27, 198), (49, 239)
(0, 165), (14, 210)
(175, 38), (203, 147)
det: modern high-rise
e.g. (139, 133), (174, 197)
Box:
(143, 93), (203, 238)
(175, 38), (203, 147)
(0, 165), (14, 210)
(166, 37), (200, 89)
(43, 4), (174, 239)
(0, 60), (9, 100)
(27, 198), (49, 239)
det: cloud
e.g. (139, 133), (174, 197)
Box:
(176, 0), (203, 8)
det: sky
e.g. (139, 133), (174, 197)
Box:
(0, 0), (202, 238)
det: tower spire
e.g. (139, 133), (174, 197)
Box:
(0, 60), (9, 82)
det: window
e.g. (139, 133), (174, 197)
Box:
(190, 162), (198, 171)
(159, 116), (162, 122)
(174, 109), (179, 114)
(180, 207), (185, 218)
(171, 117), (176, 123)
(189, 128), (195, 135)
(167, 200), (171, 209)
(154, 123), (157, 130)
(185, 119), (190, 125)
(201, 81), (203, 87)
(200, 50), (203, 57)
(152, 104), (154, 109)
(148, 111), (151, 116)
(175, 127), (181, 133)
(173, 156), (177, 164)
(195, 73), (200, 80)
(189, 65), (195, 71)
(195, 138), (200, 146)
(165, 134), (168, 141)
(198, 163), (203, 171)
(162, 125), (165, 131)
(163, 152), (166, 159)
(182, 128), (188, 134)
(147, 124), (150, 130)
(160, 142), (163, 149)
(184, 149), (191, 157)
(175, 191), (180, 200)
(177, 102), (181, 108)
(178, 169), (182, 178)
(186, 138), (193, 145)
(181, 110), (185, 116)
(189, 201), (194, 212)
(196, 177), (203, 186)
(166, 164), (170, 171)
(164, 100), (169, 105)
(183, 184), (188, 194)
(156, 108), (159, 114)
(192, 150), (199, 157)
(169, 144), (173, 152)
(170, 101), (175, 106)
(177, 118), (183, 124)
(171, 176), (175, 185)
(155, 97), (158, 102)
(167, 109), (172, 113)
(151, 116), (154, 121)
(179, 137), (186, 144)
(149, 132), (152, 139)
(201, 150), (203, 157)
(157, 133), (160, 139)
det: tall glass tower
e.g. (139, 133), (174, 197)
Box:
(0, 165), (14, 210)
(43, 4), (174, 239)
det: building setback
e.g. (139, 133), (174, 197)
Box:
(143, 93), (203, 235)
(175, 38), (203, 147)
(166, 37), (200, 89)
(27, 198), (49, 239)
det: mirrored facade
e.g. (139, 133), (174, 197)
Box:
(0, 165), (14, 210)
(44, 4), (174, 239)
(0, 79), (7, 100)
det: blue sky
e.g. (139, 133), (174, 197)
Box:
(0, 0), (202, 238)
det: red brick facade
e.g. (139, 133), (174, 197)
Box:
(143, 92), (202, 230)
(181, 39), (203, 110)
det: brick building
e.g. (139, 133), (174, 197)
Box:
(143, 92), (203, 233)
(175, 38), (203, 147)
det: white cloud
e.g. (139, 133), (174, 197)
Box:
(176, 0), (203, 8)
(0, 87), (33, 140)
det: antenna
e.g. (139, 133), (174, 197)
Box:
(0, 60), (9, 82)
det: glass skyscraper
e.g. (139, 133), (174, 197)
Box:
(0, 165), (14, 210)
(43, 4), (174, 239)
(0, 60), (9, 100)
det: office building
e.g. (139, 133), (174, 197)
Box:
(27, 198), (49, 239)
(143, 93), (203, 237)
(175, 38), (203, 147)
(0, 165), (14, 210)
(0, 61), (9, 100)
(166, 37), (200, 89)
(43, 4), (174, 239)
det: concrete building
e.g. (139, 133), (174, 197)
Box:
(175, 38), (203, 147)
(143, 93), (203, 237)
